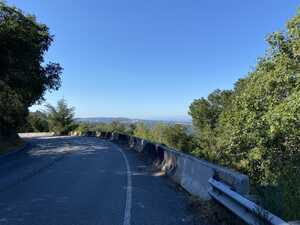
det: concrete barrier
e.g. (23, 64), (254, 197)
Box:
(18, 132), (55, 138)
(129, 136), (146, 152)
(165, 148), (249, 199)
(105, 132), (249, 200)
(99, 132), (112, 139)
(116, 133), (130, 144)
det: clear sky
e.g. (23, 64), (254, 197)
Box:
(6, 0), (300, 120)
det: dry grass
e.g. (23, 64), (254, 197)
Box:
(187, 196), (247, 225)
(164, 180), (247, 225)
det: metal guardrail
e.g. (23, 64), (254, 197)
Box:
(208, 178), (290, 225)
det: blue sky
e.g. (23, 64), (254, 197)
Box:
(6, 0), (299, 120)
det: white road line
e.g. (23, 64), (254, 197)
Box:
(114, 144), (132, 225)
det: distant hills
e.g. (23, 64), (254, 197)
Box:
(75, 117), (192, 127)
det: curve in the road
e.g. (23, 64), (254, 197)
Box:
(0, 136), (202, 225)
(114, 143), (132, 225)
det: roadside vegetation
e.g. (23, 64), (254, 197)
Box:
(187, 10), (300, 220)
(188, 197), (247, 225)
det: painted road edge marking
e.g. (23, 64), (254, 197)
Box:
(114, 144), (132, 225)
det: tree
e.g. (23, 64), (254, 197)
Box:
(73, 122), (92, 134)
(189, 89), (232, 161)
(26, 111), (49, 132)
(109, 121), (126, 133)
(125, 123), (137, 136)
(132, 122), (193, 152)
(46, 99), (75, 135)
(151, 123), (168, 143)
(0, 2), (62, 139)
(161, 124), (193, 152)
(133, 123), (152, 140)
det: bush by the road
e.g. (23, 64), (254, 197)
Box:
(133, 122), (193, 153)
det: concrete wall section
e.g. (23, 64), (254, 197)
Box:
(18, 132), (55, 138)
(161, 148), (249, 199)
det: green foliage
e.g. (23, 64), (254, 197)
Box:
(125, 123), (137, 136)
(0, 2), (62, 137)
(133, 122), (193, 152)
(46, 99), (75, 135)
(23, 111), (49, 132)
(109, 121), (126, 133)
(73, 120), (128, 135)
(189, 89), (232, 161)
(188, 9), (300, 220)
(0, 81), (26, 136)
(133, 123), (152, 140)
(94, 121), (127, 133)
(159, 124), (193, 152)
(75, 122), (92, 134)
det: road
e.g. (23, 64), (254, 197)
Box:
(0, 136), (202, 225)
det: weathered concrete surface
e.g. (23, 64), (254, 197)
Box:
(110, 133), (249, 200)
(0, 136), (202, 225)
(163, 148), (249, 200)
(18, 132), (55, 138)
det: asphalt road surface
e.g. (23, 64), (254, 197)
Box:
(0, 136), (202, 225)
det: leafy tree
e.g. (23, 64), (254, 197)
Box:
(0, 2), (62, 139)
(125, 123), (137, 136)
(72, 122), (110, 135)
(109, 121), (126, 133)
(189, 89), (232, 161)
(46, 99), (75, 135)
(93, 123), (108, 132)
(133, 122), (193, 152)
(151, 123), (168, 143)
(26, 111), (49, 132)
(133, 123), (152, 140)
(161, 124), (193, 152)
